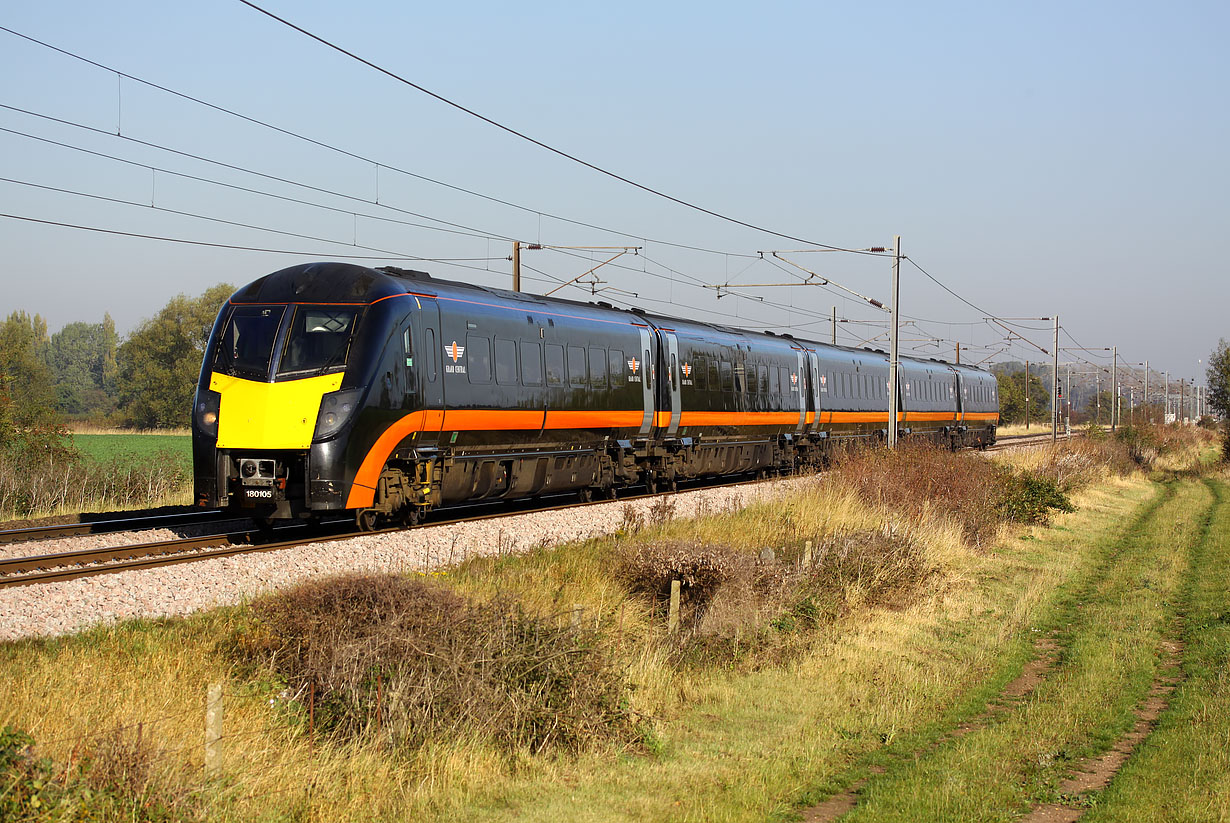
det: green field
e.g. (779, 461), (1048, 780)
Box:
(70, 433), (192, 473)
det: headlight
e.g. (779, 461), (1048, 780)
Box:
(314, 388), (363, 441)
(194, 388), (221, 438)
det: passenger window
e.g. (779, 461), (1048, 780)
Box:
(768, 364), (779, 394)
(759, 365), (769, 395)
(720, 361), (733, 392)
(709, 360), (719, 392)
(495, 338), (517, 385)
(694, 356), (707, 390)
(521, 341), (543, 386)
(466, 334), (491, 383)
(670, 353), (678, 390)
(608, 349), (624, 385)
(568, 345), (587, 386)
(546, 344), (565, 386)
(644, 349), (652, 387)
(590, 347), (607, 388)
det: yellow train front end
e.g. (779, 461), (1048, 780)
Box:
(191, 268), (373, 522)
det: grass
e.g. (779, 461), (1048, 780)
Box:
(69, 433), (192, 471)
(840, 477), (1210, 820)
(69, 425), (191, 436)
(997, 422), (1058, 437)
(1082, 473), (1230, 820)
(0, 429), (1217, 821)
(0, 432), (193, 521)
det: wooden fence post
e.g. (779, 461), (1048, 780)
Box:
(205, 683), (224, 778)
(803, 540), (813, 568)
(668, 579), (681, 634)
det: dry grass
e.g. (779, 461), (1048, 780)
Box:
(236, 574), (640, 754)
(0, 431), (1215, 821)
(998, 423), (1218, 489)
(68, 424), (191, 436)
(0, 450), (192, 520)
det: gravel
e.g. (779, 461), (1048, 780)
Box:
(0, 477), (811, 643)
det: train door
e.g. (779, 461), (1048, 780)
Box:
(794, 349), (807, 433)
(636, 326), (654, 438)
(806, 350), (823, 433)
(663, 331), (681, 436)
(414, 299), (444, 447)
(956, 371), (967, 427)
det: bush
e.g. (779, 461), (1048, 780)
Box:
(1114, 425), (1161, 468)
(0, 725), (192, 822)
(618, 529), (935, 667)
(617, 541), (744, 624)
(829, 442), (1005, 547)
(239, 574), (639, 754)
(997, 471), (1075, 525)
(0, 442), (190, 520)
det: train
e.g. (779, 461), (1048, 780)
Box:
(191, 262), (999, 529)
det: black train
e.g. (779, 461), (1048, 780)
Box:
(191, 262), (999, 528)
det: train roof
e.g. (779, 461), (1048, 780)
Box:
(232, 262), (990, 375)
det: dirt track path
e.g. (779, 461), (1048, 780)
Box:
(800, 477), (1214, 821)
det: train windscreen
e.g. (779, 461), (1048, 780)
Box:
(277, 306), (360, 376)
(213, 305), (286, 380)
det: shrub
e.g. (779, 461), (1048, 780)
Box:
(828, 442), (1005, 547)
(997, 471), (1075, 525)
(239, 574), (638, 754)
(616, 540), (744, 625)
(0, 445), (190, 520)
(619, 529), (935, 668)
(0, 725), (192, 822)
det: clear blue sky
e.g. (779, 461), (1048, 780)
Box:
(1, 0), (1226, 384)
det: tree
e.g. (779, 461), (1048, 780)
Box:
(0, 311), (57, 428)
(117, 284), (233, 428)
(995, 369), (1050, 425)
(48, 318), (118, 418)
(1206, 339), (1230, 420)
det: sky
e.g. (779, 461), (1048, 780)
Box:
(1, 0), (1226, 385)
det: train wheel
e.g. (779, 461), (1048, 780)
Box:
(577, 487), (593, 503)
(603, 486), (618, 500)
(356, 509), (379, 532)
(399, 506), (421, 528)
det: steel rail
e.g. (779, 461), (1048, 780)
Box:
(0, 509), (232, 545)
(0, 476), (769, 590)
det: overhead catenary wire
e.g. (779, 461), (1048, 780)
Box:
(0, 176), (508, 266)
(0, 24), (761, 259)
(2, 28), (1023, 348)
(0, 213), (550, 277)
(231, 2), (887, 257)
(0, 124), (508, 243)
(2, 102), (898, 334)
(0, 106), (516, 243)
(1, 24), (1101, 359)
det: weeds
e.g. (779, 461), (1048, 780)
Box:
(237, 574), (640, 754)
(617, 527), (936, 668)
(0, 724), (195, 822)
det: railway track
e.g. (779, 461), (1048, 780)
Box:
(986, 430), (1077, 452)
(0, 434), (1071, 590)
(0, 509), (236, 545)
(0, 477), (766, 590)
